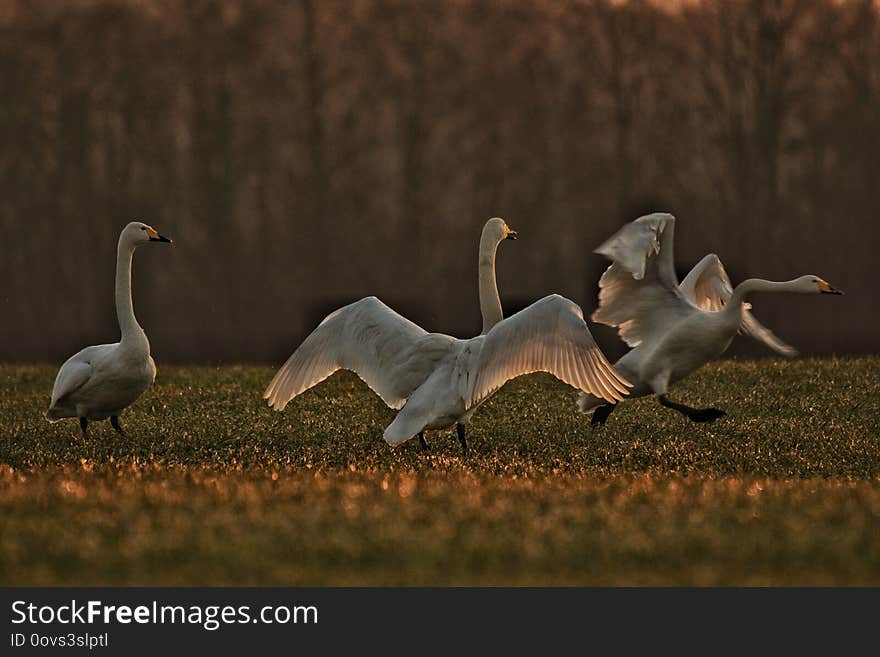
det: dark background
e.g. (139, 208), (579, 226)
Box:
(1, 0), (876, 364)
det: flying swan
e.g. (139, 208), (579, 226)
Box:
(265, 218), (630, 454)
(46, 221), (172, 437)
(578, 212), (842, 424)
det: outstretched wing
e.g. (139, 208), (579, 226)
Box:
(678, 253), (734, 312)
(739, 312), (798, 357)
(264, 296), (449, 411)
(469, 294), (631, 407)
(591, 213), (695, 348)
(680, 253), (797, 357)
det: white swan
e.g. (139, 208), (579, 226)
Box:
(577, 212), (842, 424)
(269, 217), (516, 450)
(265, 218), (630, 454)
(46, 221), (172, 437)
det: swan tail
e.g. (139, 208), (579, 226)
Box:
(45, 406), (70, 422)
(576, 392), (605, 415)
(383, 413), (426, 447)
(382, 390), (436, 447)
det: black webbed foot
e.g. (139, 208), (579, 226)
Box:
(688, 408), (726, 423)
(591, 403), (617, 427)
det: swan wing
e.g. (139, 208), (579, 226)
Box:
(680, 253), (797, 357)
(469, 294), (631, 407)
(48, 348), (99, 409)
(679, 253), (734, 311)
(740, 312), (798, 357)
(591, 213), (693, 348)
(594, 212), (678, 283)
(264, 296), (445, 411)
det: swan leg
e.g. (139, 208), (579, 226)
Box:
(658, 395), (726, 423)
(79, 417), (89, 439)
(590, 403), (617, 427)
(456, 423), (468, 456)
(110, 415), (124, 436)
(418, 431), (429, 451)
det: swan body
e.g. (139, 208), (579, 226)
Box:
(265, 218), (630, 451)
(609, 307), (738, 400)
(46, 221), (172, 435)
(578, 213), (842, 421)
(47, 344), (158, 421)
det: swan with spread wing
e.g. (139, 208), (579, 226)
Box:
(578, 212), (842, 425)
(265, 218), (630, 453)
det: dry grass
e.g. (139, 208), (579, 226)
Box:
(0, 358), (878, 585)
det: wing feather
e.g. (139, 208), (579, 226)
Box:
(469, 294), (631, 407)
(591, 213), (695, 348)
(679, 253), (733, 312)
(46, 346), (101, 418)
(587, 349), (613, 400)
(264, 296), (448, 411)
(49, 360), (91, 407)
(680, 254), (797, 357)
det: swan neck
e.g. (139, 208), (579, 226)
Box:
(728, 278), (795, 308)
(478, 229), (504, 334)
(116, 237), (143, 343)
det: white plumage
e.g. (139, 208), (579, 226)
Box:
(46, 221), (172, 436)
(266, 218), (630, 452)
(264, 296), (450, 412)
(579, 212), (842, 422)
(266, 217), (516, 415)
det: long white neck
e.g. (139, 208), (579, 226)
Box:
(726, 278), (802, 312)
(478, 228), (504, 335)
(115, 237), (144, 344)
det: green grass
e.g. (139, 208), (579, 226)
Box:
(0, 358), (878, 585)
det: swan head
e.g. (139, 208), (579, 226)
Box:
(797, 275), (843, 295)
(122, 221), (172, 247)
(484, 217), (518, 243)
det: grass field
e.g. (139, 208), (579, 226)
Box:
(1, 358), (878, 585)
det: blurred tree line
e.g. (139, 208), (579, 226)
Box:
(1, 0), (876, 363)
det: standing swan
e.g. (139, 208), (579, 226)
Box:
(578, 212), (842, 424)
(46, 221), (172, 437)
(264, 221), (630, 454)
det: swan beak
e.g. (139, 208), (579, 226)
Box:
(818, 280), (843, 295)
(506, 229), (518, 241)
(146, 227), (172, 244)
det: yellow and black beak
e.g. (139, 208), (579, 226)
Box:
(146, 227), (172, 244)
(506, 229), (518, 241)
(818, 280), (843, 295)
